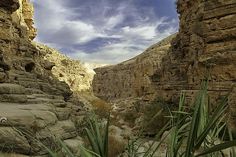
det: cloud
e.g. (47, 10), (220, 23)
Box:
(72, 22), (177, 64)
(122, 24), (158, 40)
(105, 14), (124, 30)
(31, 0), (178, 64)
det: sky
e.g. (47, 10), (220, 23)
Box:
(31, 0), (178, 64)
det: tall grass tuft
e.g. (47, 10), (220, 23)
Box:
(124, 81), (236, 157)
(80, 114), (110, 157)
(44, 81), (236, 157)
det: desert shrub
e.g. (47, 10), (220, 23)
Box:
(91, 99), (111, 118)
(80, 115), (110, 157)
(45, 81), (236, 157)
(122, 110), (139, 127)
(108, 135), (125, 157)
(124, 81), (236, 157)
(74, 113), (93, 136)
(141, 98), (175, 136)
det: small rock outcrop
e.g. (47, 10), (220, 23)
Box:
(0, 0), (84, 156)
(37, 44), (95, 93)
(93, 0), (236, 133)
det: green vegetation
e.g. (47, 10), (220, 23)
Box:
(46, 81), (236, 157)
(80, 115), (110, 157)
(142, 97), (172, 136)
(91, 99), (111, 118)
(124, 81), (236, 157)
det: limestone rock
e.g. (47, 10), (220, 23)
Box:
(0, 83), (26, 94)
(37, 120), (77, 140)
(64, 137), (84, 156)
(92, 0), (236, 133)
(11, 0), (36, 39)
(0, 127), (31, 154)
(0, 0), (84, 156)
(93, 34), (176, 101)
(37, 43), (95, 93)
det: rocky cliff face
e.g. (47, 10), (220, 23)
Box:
(93, 0), (236, 132)
(93, 34), (176, 101)
(37, 44), (94, 93)
(158, 0), (236, 133)
(0, 0), (84, 156)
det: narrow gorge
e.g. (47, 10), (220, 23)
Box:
(0, 0), (236, 157)
(93, 0), (236, 135)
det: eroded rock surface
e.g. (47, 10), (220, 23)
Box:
(38, 44), (95, 93)
(93, 34), (176, 101)
(0, 0), (84, 156)
(158, 0), (236, 134)
(93, 0), (236, 133)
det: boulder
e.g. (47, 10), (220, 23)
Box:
(0, 127), (31, 154)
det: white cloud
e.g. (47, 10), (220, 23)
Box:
(70, 23), (177, 64)
(64, 21), (101, 44)
(32, 0), (178, 64)
(105, 14), (124, 30)
(122, 24), (159, 40)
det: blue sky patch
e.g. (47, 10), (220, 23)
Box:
(31, 0), (178, 64)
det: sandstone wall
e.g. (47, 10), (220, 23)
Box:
(93, 35), (176, 101)
(156, 0), (236, 101)
(156, 0), (236, 131)
(93, 0), (236, 132)
(0, 0), (84, 156)
(39, 44), (94, 93)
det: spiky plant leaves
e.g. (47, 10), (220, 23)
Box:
(58, 139), (75, 157)
(80, 148), (94, 157)
(80, 145), (101, 157)
(185, 81), (208, 157)
(84, 114), (110, 157)
(228, 129), (236, 157)
(194, 95), (229, 150)
(94, 119), (104, 156)
(86, 127), (100, 154)
(104, 114), (110, 157)
(41, 145), (58, 157)
(81, 80), (236, 157)
(195, 140), (236, 157)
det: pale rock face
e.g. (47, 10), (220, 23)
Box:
(11, 0), (36, 40)
(37, 43), (95, 93)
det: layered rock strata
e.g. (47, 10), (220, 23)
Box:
(93, 0), (236, 132)
(93, 35), (176, 101)
(158, 0), (236, 133)
(0, 0), (83, 156)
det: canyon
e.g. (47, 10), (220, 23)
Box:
(93, 0), (236, 134)
(0, 0), (236, 156)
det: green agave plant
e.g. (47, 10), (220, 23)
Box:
(44, 81), (236, 157)
(125, 81), (236, 157)
(80, 115), (110, 157)
(43, 115), (110, 157)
